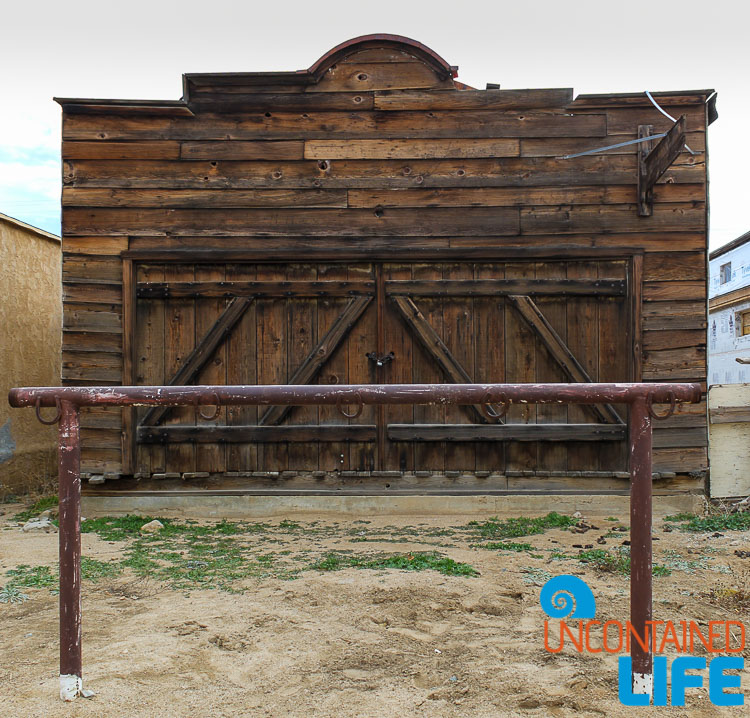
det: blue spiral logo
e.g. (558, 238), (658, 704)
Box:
(539, 575), (596, 619)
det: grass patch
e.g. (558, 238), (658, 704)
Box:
(467, 512), (576, 540)
(13, 495), (58, 522)
(0, 585), (29, 603)
(664, 512), (750, 533)
(81, 557), (121, 582)
(5, 564), (57, 589)
(470, 541), (535, 552)
(577, 548), (671, 576)
(310, 551), (479, 577)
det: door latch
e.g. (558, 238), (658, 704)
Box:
(366, 351), (395, 367)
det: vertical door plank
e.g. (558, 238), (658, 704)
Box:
(504, 262), (537, 471)
(443, 262), (475, 472)
(194, 264), (227, 473)
(257, 264), (288, 472)
(164, 264), (196, 473)
(566, 261), (601, 470)
(318, 264), (350, 472)
(382, 262), (414, 473)
(348, 263), (377, 472)
(598, 260), (629, 470)
(535, 262), (568, 471)
(412, 263), (445, 472)
(135, 263), (165, 474)
(226, 263), (258, 473)
(287, 263), (319, 471)
(474, 262), (505, 473)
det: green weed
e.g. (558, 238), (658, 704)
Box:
(311, 551), (479, 577)
(664, 512), (750, 533)
(13, 495), (58, 522)
(577, 548), (671, 576)
(466, 512), (576, 540)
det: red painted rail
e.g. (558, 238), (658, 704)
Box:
(8, 382), (702, 701)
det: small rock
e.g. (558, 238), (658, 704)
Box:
(140, 519), (164, 534)
(518, 696), (541, 709)
(572, 511), (583, 519)
(597, 536), (607, 544)
(734, 550), (750, 559)
(21, 518), (56, 533)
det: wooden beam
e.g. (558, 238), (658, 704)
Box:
(638, 116), (686, 217)
(138, 424), (377, 444)
(387, 423), (627, 442)
(137, 280), (375, 299)
(507, 295), (623, 424)
(390, 295), (488, 423)
(385, 278), (626, 297)
(709, 407), (750, 425)
(258, 295), (373, 426)
(139, 297), (252, 427)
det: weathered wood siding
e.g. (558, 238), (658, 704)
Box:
(58, 37), (710, 494)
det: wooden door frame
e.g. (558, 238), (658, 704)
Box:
(121, 251), (644, 475)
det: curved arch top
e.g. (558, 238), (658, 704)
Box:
(307, 34), (459, 81)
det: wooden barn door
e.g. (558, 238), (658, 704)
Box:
(132, 262), (379, 475)
(130, 259), (632, 478)
(378, 260), (631, 474)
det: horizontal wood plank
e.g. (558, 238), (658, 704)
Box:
(63, 207), (522, 236)
(305, 139), (520, 159)
(373, 88), (574, 111)
(63, 111), (608, 141)
(138, 425), (378, 443)
(137, 280), (375, 299)
(388, 424), (627, 441)
(348, 184), (703, 207)
(385, 278), (626, 296)
(643, 280), (706, 302)
(709, 407), (750, 424)
(180, 141), (304, 160)
(62, 141), (181, 160)
(643, 252), (706, 281)
(520, 204), (706, 234)
(63, 188), (348, 208)
(64, 156), (704, 189)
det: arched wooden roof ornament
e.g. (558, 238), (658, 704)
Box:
(306, 34), (459, 81)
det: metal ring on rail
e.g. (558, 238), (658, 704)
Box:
(337, 392), (363, 419)
(35, 397), (62, 425)
(480, 392), (510, 423)
(198, 393), (221, 421)
(646, 390), (676, 420)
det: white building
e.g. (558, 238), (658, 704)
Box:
(708, 230), (750, 385)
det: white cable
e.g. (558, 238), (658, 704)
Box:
(645, 91), (696, 155)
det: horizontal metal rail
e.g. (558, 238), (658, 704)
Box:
(8, 381), (702, 702)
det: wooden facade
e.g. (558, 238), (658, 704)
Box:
(57, 35), (713, 496)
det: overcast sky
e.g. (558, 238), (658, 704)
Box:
(1, 0), (746, 250)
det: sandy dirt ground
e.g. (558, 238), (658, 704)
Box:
(0, 501), (748, 717)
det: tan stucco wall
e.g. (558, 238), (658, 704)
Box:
(0, 216), (61, 496)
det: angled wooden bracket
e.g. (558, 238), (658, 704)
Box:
(507, 295), (624, 425)
(390, 295), (494, 424)
(259, 295), (373, 426)
(638, 115), (686, 216)
(140, 297), (253, 428)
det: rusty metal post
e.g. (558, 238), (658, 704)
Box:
(58, 400), (83, 701)
(629, 396), (653, 697)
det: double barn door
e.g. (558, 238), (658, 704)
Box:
(132, 259), (631, 478)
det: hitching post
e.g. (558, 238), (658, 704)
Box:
(629, 396), (653, 696)
(58, 400), (83, 701)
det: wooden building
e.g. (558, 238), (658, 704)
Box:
(57, 34), (714, 498)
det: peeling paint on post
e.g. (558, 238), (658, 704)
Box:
(58, 400), (82, 701)
(629, 397), (653, 697)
